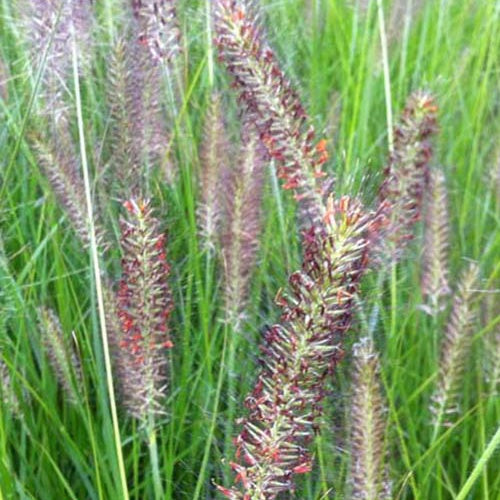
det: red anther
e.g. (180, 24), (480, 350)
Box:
(123, 200), (135, 213)
(313, 170), (327, 178)
(317, 151), (329, 164)
(315, 138), (327, 153)
(283, 178), (300, 190)
(215, 485), (234, 498)
(293, 461), (312, 474)
(231, 9), (245, 22)
(339, 195), (350, 213)
(243, 452), (256, 465)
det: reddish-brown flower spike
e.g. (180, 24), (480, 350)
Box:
(21, 0), (94, 118)
(132, 0), (182, 65)
(214, 0), (333, 231)
(378, 91), (438, 262)
(116, 198), (173, 419)
(219, 196), (386, 498)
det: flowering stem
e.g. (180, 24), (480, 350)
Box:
(455, 425), (500, 500)
(223, 324), (238, 481)
(71, 27), (129, 500)
(376, 0), (394, 153)
(147, 413), (164, 498)
(206, 0), (214, 86)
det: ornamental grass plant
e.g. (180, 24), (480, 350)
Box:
(0, 0), (498, 499)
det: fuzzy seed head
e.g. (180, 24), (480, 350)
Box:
(482, 293), (500, 397)
(222, 127), (265, 330)
(214, 0), (334, 231)
(132, 0), (182, 65)
(198, 93), (231, 250)
(0, 57), (8, 104)
(38, 307), (82, 404)
(32, 131), (109, 249)
(0, 358), (20, 417)
(350, 338), (391, 500)
(379, 91), (438, 261)
(431, 263), (479, 427)
(21, 0), (94, 117)
(116, 198), (173, 419)
(219, 197), (386, 498)
(107, 30), (171, 193)
(421, 168), (451, 314)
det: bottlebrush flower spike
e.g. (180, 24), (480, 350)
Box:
(431, 263), (479, 429)
(198, 93), (231, 250)
(38, 307), (82, 404)
(22, 0), (94, 116)
(420, 168), (451, 314)
(32, 130), (108, 249)
(0, 358), (20, 417)
(0, 236), (15, 326)
(116, 198), (173, 419)
(379, 91), (438, 261)
(214, 0), (333, 230)
(350, 337), (391, 500)
(222, 126), (265, 330)
(107, 31), (171, 192)
(482, 293), (500, 397)
(218, 196), (386, 498)
(132, 0), (182, 65)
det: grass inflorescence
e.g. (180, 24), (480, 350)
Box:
(0, 0), (498, 499)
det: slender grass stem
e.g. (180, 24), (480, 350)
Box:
(455, 425), (500, 500)
(205, 0), (214, 87)
(376, 0), (394, 152)
(147, 414), (164, 499)
(70, 27), (129, 500)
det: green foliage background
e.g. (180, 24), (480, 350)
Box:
(0, 0), (498, 498)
